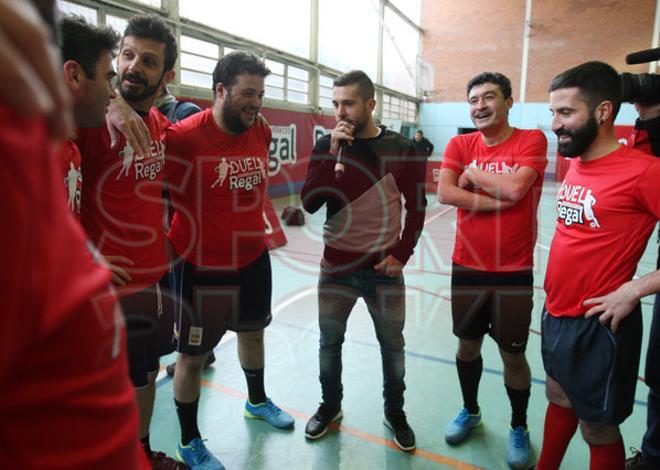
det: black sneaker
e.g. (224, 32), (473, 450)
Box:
(166, 352), (216, 377)
(305, 404), (342, 439)
(384, 410), (416, 451)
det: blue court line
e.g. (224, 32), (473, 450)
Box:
(156, 319), (648, 408)
(271, 319), (649, 409)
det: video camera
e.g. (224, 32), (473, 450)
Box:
(621, 47), (660, 104)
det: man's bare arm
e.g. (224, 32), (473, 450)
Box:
(584, 269), (660, 332)
(437, 168), (515, 212)
(461, 166), (539, 202)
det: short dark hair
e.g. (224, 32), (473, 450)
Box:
(466, 72), (512, 100)
(212, 51), (270, 92)
(60, 16), (119, 79)
(122, 14), (177, 72)
(415, 130), (423, 136)
(549, 61), (622, 119)
(333, 70), (375, 101)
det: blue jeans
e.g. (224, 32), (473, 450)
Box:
(642, 293), (660, 464)
(317, 266), (406, 413)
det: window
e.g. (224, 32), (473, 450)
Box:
(404, 99), (417, 122)
(318, 0), (378, 79)
(180, 35), (219, 90)
(265, 59), (309, 105)
(266, 59), (285, 101)
(287, 65), (309, 104)
(319, 75), (334, 109)
(382, 6), (418, 96)
(57, 1), (97, 24)
(132, 0), (161, 8)
(389, 0), (421, 25)
(382, 94), (417, 122)
(105, 14), (127, 35)
(180, 1), (310, 59)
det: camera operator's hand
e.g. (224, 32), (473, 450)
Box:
(635, 102), (660, 121)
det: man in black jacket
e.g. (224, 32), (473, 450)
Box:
(413, 129), (434, 157)
(301, 70), (427, 452)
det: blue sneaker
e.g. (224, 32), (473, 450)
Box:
(444, 407), (482, 445)
(176, 437), (224, 470)
(507, 426), (531, 469)
(244, 398), (295, 429)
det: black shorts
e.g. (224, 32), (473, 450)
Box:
(174, 249), (272, 355)
(118, 274), (178, 388)
(450, 263), (533, 353)
(541, 305), (643, 424)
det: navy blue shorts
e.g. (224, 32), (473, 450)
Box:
(451, 263), (534, 353)
(541, 305), (643, 424)
(119, 274), (178, 388)
(174, 249), (272, 355)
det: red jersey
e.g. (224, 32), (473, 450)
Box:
(165, 108), (271, 268)
(0, 104), (145, 468)
(627, 127), (652, 155)
(544, 145), (660, 317)
(442, 128), (548, 271)
(78, 107), (170, 288)
(59, 140), (82, 215)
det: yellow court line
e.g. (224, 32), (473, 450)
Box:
(201, 380), (484, 470)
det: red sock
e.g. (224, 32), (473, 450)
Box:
(589, 439), (624, 470)
(536, 403), (579, 470)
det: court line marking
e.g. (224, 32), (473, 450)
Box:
(264, 320), (649, 409)
(200, 379), (484, 470)
(424, 206), (456, 225)
(159, 284), (648, 405)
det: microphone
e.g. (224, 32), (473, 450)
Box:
(334, 141), (346, 181)
(626, 47), (660, 65)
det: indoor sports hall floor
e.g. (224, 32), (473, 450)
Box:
(152, 181), (655, 469)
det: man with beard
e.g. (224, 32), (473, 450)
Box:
(537, 61), (660, 470)
(76, 14), (186, 469)
(300, 70), (427, 451)
(164, 51), (294, 470)
(437, 72), (547, 469)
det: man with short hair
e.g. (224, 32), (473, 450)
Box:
(59, 15), (119, 215)
(301, 70), (427, 451)
(413, 129), (434, 157)
(164, 51), (294, 469)
(76, 14), (185, 469)
(60, 16), (118, 130)
(537, 61), (660, 470)
(437, 72), (547, 469)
